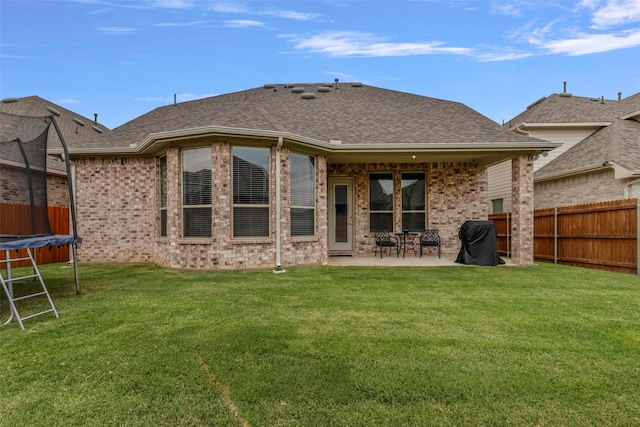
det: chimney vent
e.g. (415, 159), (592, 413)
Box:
(618, 92), (622, 101)
(94, 113), (98, 123)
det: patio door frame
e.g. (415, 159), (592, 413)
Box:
(328, 177), (355, 255)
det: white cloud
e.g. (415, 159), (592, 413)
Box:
(99, 26), (136, 35)
(491, 2), (522, 17)
(224, 20), (267, 29)
(286, 31), (472, 57)
(152, 0), (194, 9)
(589, 0), (640, 29)
(154, 21), (207, 27)
(543, 29), (640, 54)
(209, 2), (319, 21)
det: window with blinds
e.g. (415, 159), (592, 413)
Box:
(182, 147), (212, 238)
(233, 146), (270, 238)
(290, 152), (315, 236)
(369, 172), (394, 232)
(159, 156), (167, 237)
(401, 172), (425, 231)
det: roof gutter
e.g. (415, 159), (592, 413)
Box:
(50, 125), (560, 157)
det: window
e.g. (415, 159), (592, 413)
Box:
(290, 152), (315, 236)
(401, 172), (425, 231)
(492, 199), (504, 214)
(159, 156), (167, 237)
(182, 147), (212, 238)
(369, 172), (394, 231)
(233, 146), (270, 238)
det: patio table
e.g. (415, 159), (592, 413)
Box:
(395, 231), (419, 257)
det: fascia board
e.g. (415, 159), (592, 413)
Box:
(534, 162), (637, 182)
(620, 110), (640, 120)
(518, 122), (612, 129)
(56, 125), (560, 157)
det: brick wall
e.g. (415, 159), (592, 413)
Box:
(74, 146), (489, 269)
(75, 142), (328, 270)
(74, 157), (157, 264)
(0, 165), (69, 207)
(534, 169), (627, 209)
(328, 161), (487, 256)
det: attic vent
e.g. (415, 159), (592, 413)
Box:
(291, 87), (305, 93)
(301, 92), (316, 100)
(46, 106), (61, 116)
(351, 82), (363, 87)
(558, 92), (572, 98)
(317, 86), (331, 93)
(1, 98), (19, 103)
(263, 84), (276, 89)
(329, 139), (342, 144)
(91, 125), (103, 134)
(72, 117), (85, 126)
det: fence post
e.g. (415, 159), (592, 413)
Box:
(506, 212), (510, 258)
(554, 207), (558, 264)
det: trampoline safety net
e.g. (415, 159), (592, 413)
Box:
(0, 116), (54, 239)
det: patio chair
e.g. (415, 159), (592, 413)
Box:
(419, 229), (441, 258)
(373, 231), (399, 258)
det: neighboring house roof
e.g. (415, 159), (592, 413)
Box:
(506, 93), (618, 128)
(503, 90), (640, 181)
(535, 118), (640, 180)
(619, 92), (640, 120)
(57, 82), (556, 166)
(0, 96), (111, 175)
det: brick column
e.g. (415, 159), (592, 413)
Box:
(511, 155), (534, 265)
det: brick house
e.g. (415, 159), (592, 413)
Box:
(53, 83), (557, 270)
(488, 89), (640, 211)
(1, 96), (110, 208)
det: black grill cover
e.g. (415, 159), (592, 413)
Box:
(455, 220), (505, 266)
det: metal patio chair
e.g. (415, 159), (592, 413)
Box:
(373, 231), (399, 258)
(419, 229), (441, 258)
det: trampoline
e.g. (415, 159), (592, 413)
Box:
(1, 112), (81, 329)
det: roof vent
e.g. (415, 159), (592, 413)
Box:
(1, 98), (19, 103)
(329, 139), (342, 144)
(263, 84), (276, 89)
(46, 106), (61, 116)
(72, 117), (85, 126)
(301, 92), (316, 100)
(558, 92), (572, 98)
(91, 125), (103, 134)
(291, 86), (305, 93)
(351, 82), (363, 87)
(317, 86), (331, 93)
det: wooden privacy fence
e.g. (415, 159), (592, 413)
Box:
(490, 199), (639, 275)
(0, 203), (71, 269)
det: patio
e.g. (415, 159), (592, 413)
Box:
(327, 254), (514, 267)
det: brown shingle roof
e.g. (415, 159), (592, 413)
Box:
(535, 118), (640, 178)
(0, 96), (111, 174)
(67, 83), (540, 151)
(506, 93), (619, 128)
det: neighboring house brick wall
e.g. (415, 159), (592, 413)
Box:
(534, 169), (626, 209)
(0, 165), (68, 207)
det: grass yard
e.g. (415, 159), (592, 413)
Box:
(1, 262), (639, 426)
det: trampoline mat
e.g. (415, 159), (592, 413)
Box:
(0, 235), (81, 250)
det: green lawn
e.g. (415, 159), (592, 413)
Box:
(1, 263), (639, 426)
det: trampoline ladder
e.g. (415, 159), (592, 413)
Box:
(1, 248), (59, 330)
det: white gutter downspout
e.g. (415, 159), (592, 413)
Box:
(274, 137), (285, 273)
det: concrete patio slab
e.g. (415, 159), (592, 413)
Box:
(327, 254), (514, 267)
